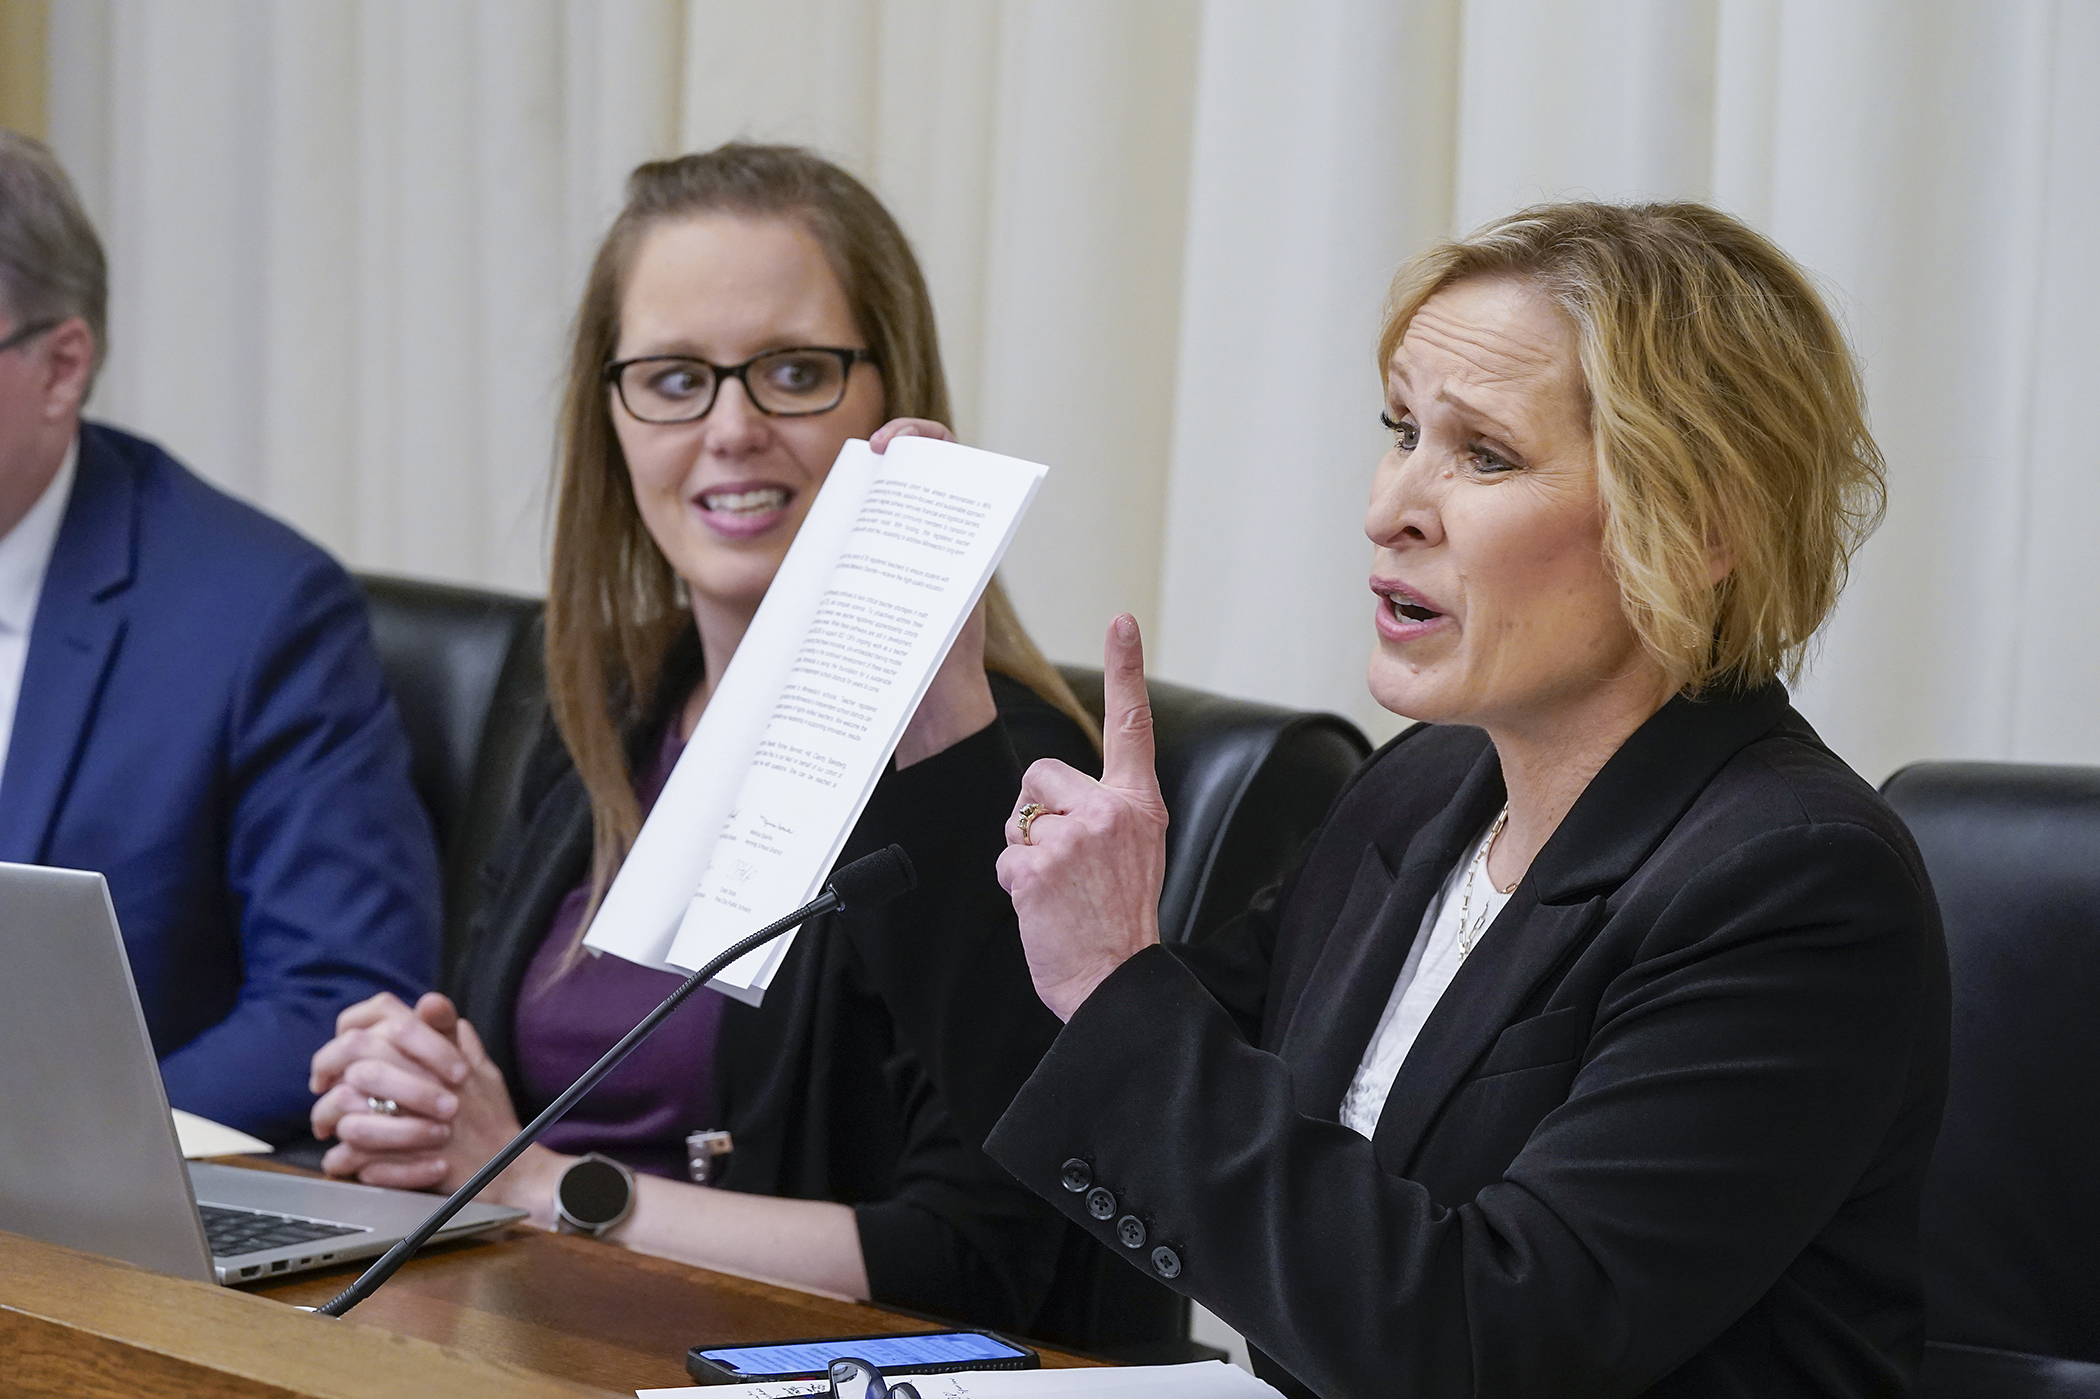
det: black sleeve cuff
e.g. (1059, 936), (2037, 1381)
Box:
(985, 944), (1228, 1213)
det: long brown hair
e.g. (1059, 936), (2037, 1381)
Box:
(548, 143), (1096, 908)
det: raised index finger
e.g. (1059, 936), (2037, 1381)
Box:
(1100, 613), (1160, 795)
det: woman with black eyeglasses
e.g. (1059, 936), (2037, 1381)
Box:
(304, 144), (1101, 1331)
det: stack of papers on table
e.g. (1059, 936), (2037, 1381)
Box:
(171, 1109), (271, 1158)
(638, 1361), (1282, 1397)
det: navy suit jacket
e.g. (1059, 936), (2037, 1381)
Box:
(0, 423), (440, 1140)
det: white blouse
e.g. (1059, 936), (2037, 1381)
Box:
(1338, 814), (1513, 1140)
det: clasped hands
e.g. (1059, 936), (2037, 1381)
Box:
(308, 991), (553, 1211)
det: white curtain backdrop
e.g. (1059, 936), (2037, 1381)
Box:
(45, 0), (2100, 782)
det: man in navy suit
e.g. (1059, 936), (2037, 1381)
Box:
(0, 131), (438, 1141)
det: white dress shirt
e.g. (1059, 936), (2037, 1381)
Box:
(0, 439), (79, 785)
(1338, 812), (1514, 1139)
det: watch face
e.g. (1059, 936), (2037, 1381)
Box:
(558, 1156), (631, 1228)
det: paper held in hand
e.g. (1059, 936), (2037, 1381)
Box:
(582, 435), (1048, 1002)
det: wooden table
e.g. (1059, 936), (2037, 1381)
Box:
(3, 1170), (1097, 1397)
(256, 1221), (1096, 1390)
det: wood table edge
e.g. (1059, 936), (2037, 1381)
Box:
(0, 1229), (619, 1398)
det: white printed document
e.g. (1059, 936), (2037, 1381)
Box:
(637, 1359), (1283, 1397)
(171, 1109), (271, 1158)
(583, 435), (1047, 1002)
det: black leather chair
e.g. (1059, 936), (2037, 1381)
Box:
(1881, 761), (2100, 1398)
(355, 574), (546, 969)
(1029, 667), (1369, 1361)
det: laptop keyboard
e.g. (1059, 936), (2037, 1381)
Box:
(199, 1203), (367, 1257)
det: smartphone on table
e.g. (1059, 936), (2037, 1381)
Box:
(686, 1329), (1039, 1385)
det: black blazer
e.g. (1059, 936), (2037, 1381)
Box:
(454, 649), (1095, 1329)
(987, 683), (1950, 1398)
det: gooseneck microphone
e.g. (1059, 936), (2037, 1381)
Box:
(316, 844), (917, 1318)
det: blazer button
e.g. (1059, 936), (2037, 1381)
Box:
(1085, 1187), (1117, 1220)
(1116, 1215), (1147, 1250)
(1059, 1158), (1091, 1193)
(1151, 1245), (1181, 1280)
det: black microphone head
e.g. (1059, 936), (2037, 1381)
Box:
(828, 844), (917, 912)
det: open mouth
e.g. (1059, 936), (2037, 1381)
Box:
(1388, 595), (1441, 623)
(699, 487), (790, 516)
(1372, 579), (1448, 635)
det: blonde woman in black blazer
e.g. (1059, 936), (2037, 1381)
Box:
(972, 204), (1948, 1398)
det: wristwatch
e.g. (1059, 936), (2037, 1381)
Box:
(553, 1152), (636, 1237)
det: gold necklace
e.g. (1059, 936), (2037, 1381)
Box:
(1457, 805), (1515, 959)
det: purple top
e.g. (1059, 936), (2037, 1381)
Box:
(512, 717), (727, 1179)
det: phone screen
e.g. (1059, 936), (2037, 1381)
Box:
(699, 1331), (1028, 1377)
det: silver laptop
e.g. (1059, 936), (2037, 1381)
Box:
(0, 862), (523, 1284)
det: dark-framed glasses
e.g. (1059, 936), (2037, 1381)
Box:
(605, 346), (876, 424)
(0, 318), (60, 356)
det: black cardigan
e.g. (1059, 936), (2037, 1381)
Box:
(988, 683), (1951, 1398)
(453, 653), (1096, 1329)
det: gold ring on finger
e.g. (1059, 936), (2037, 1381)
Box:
(1017, 802), (1049, 845)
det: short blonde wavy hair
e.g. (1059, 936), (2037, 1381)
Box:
(1379, 201), (1886, 695)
